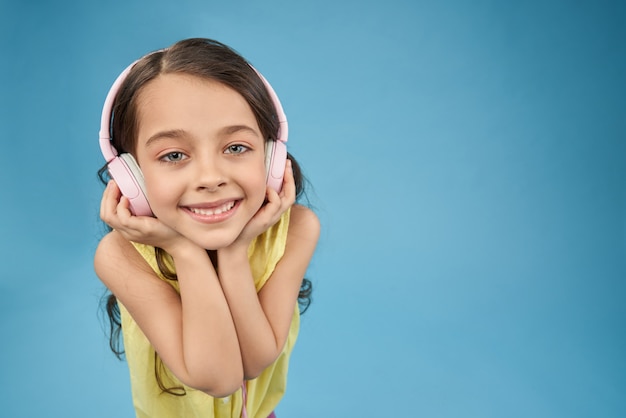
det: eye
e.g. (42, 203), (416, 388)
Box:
(160, 151), (187, 163)
(225, 144), (249, 155)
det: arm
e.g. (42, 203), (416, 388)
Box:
(214, 159), (320, 378)
(218, 204), (320, 379)
(218, 205), (320, 379)
(95, 182), (244, 397)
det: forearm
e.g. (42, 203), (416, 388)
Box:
(168, 246), (244, 393)
(217, 246), (282, 379)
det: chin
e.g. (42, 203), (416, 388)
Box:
(190, 234), (239, 251)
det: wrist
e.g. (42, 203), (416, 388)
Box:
(218, 241), (249, 264)
(164, 239), (208, 261)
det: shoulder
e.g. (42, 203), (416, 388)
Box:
(288, 205), (320, 242)
(94, 231), (155, 288)
(283, 205), (320, 259)
(94, 230), (127, 272)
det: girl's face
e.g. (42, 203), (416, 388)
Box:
(134, 73), (267, 250)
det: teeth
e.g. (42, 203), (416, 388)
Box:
(189, 201), (235, 216)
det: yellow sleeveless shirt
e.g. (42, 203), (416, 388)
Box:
(119, 210), (299, 418)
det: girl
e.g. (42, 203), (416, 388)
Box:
(94, 38), (320, 418)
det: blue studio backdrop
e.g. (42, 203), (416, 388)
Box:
(1, 0), (625, 417)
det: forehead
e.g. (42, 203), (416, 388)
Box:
(137, 73), (247, 112)
(134, 73), (260, 137)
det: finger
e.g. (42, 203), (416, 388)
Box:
(280, 160), (296, 204)
(116, 195), (134, 223)
(100, 181), (121, 223)
(99, 182), (110, 220)
(265, 185), (280, 205)
(256, 186), (278, 219)
(102, 181), (135, 230)
(265, 186), (291, 222)
(110, 196), (149, 241)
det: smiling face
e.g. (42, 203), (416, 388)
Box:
(134, 73), (268, 249)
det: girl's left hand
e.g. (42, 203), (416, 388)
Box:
(229, 159), (296, 250)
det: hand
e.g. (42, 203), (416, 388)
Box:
(228, 160), (296, 250)
(100, 180), (195, 253)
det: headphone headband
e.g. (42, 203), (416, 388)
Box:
(98, 62), (135, 161)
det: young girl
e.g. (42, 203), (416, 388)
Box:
(94, 38), (320, 418)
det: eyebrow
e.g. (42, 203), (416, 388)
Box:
(145, 129), (187, 147)
(144, 125), (261, 148)
(218, 125), (261, 138)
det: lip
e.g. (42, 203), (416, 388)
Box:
(182, 199), (241, 224)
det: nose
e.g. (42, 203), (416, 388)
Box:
(194, 156), (226, 191)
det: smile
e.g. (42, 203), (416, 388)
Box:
(187, 200), (236, 216)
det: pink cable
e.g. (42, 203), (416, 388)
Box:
(241, 382), (248, 418)
(241, 381), (277, 418)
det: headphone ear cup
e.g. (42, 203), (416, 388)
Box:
(107, 153), (153, 216)
(265, 140), (287, 193)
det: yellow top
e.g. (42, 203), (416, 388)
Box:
(119, 210), (298, 418)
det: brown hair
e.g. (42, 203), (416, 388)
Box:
(98, 38), (312, 395)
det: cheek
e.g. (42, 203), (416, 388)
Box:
(141, 170), (176, 207)
(248, 166), (269, 197)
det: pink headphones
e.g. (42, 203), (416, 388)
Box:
(98, 58), (288, 216)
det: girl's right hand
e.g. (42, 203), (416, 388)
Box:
(100, 180), (194, 253)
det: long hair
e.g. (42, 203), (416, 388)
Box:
(98, 38), (313, 395)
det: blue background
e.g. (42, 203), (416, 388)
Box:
(1, 0), (625, 417)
